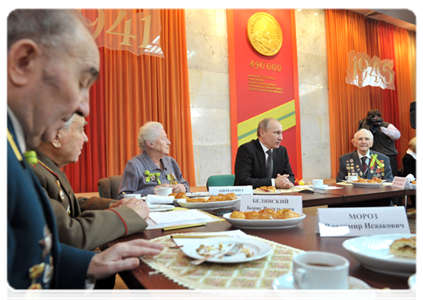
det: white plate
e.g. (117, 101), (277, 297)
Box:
(186, 192), (210, 198)
(408, 272), (420, 297)
(351, 182), (383, 188)
(223, 212), (306, 229)
(177, 197), (240, 209)
(272, 273), (376, 300)
(181, 237), (272, 264)
(311, 185), (328, 189)
(342, 234), (416, 276)
(254, 189), (285, 195)
(147, 204), (174, 212)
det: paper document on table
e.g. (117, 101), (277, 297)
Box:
(146, 209), (223, 230)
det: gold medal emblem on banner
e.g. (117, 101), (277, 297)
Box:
(247, 12), (283, 56)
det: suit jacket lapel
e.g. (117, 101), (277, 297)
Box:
(253, 139), (267, 177)
(351, 152), (364, 178)
(7, 115), (21, 152)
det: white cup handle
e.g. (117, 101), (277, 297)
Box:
(294, 268), (307, 289)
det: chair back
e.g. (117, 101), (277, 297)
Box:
(98, 175), (122, 199)
(206, 174), (235, 191)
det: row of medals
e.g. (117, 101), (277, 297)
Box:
(346, 159), (385, 177)
(29, 176), (64, 287)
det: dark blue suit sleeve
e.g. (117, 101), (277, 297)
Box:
(336, 156), (348, 182)
(57, 244), (95, 289)
(381, 155), (393, 182)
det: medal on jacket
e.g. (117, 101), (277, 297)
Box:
(38, 160), (66, 202)
(167, 173), (179, 185)
(38, 225), (52, 260)
(43, 256), (54, 285)
(28, 263), (45, 289)
(56, 180), (65, 201)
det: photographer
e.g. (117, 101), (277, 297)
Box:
(358, 109), (401, 176)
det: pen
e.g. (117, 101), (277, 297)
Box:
(171, 235), (231, 239)
(162, 223), (206, 231)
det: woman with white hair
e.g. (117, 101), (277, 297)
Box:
(118, 122), (189, 198)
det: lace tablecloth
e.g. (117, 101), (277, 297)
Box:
(140, 233), (303, 289)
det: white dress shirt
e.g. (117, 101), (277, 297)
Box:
(259, 141), (275, 186)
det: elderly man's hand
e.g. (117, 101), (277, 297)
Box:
(275, 174), (294, 189)
(110, 198), (150, 220)
(86, 239), (163, 280)
(109, 198), (131, 208)
(125, 198), (150, 220)
(171, 184), (186, 194)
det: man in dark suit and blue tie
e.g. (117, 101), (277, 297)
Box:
(234, 117), (295, 189)
(7, 9), (163, 289)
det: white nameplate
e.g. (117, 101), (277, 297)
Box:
(392, 176), (412, 189)
(209, 186), (253, 196)
(239, 195), (303, 213)
(317, 207), (410, 237)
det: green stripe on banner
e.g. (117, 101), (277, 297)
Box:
(237, 100), (296, 147)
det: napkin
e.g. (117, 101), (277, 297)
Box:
(146, 195), (175, 204)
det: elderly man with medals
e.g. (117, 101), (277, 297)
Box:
(336, 129), (394, 183)
(33, 114), (149, 252)
(32, 114), (151, 289)
(333, 129), (395, 207)
(118, 122), (190, 198)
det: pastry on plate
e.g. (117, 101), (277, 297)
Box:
(389, 236), (416, 259)
(257, 186), (276, 193)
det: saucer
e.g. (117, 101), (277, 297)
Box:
(272, 273), (376, 300)
(407, 272), (420, 297)
(311, 185), (328, 190)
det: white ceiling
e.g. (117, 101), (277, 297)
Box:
(349, 9), (416, 32)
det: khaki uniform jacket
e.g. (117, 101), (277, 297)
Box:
(32, 149), (147, 251)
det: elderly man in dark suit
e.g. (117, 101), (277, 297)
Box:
(336, 129), (393, 182)
(234, 117), (295, 189)
(7, 9), (162, 290)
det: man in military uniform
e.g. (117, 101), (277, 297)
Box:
(33, 114), (149, 251)
(7, 9), (163, 289)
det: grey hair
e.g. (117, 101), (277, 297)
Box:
(257, 118), (279, 137)
(138, 122), (164, 151)
(355, 128), (374, 140)
(7, 9), (81, 55)
(62, 114), (76, 131)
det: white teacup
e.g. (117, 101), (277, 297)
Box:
(123, 194), (141, 200)
(345, 175), (358, 182)
(312, 179), (324, 187)
(157, 187), (172, 196)
(292, 251), (349, 289)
